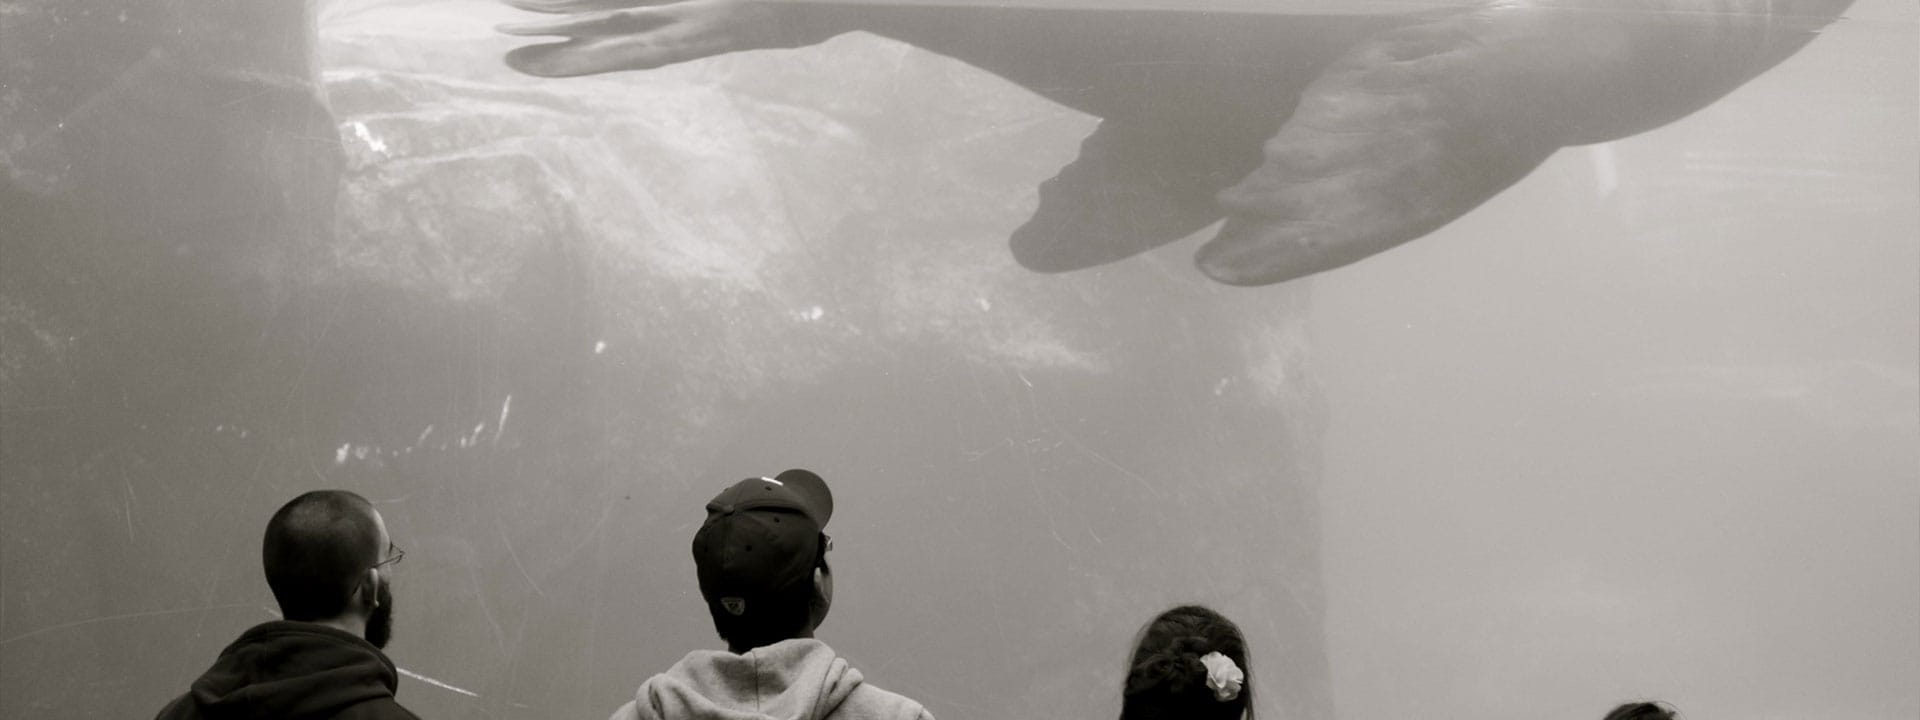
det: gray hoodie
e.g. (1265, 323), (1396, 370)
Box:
(610, 639), (933, 720)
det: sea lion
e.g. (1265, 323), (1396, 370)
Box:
(497, 0), (1854, 285)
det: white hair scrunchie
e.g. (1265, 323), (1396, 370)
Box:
(1199, 651), (1244, 702)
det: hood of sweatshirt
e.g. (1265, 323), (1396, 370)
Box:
(629, 639), (868, 720)
(170, 621), (400, 720)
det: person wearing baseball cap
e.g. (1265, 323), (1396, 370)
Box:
(608, 469), (934, 720)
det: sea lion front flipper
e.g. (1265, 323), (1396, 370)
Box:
(1197, 0), (1853, 286)
(1009, 121), (1250, 274)
(497, 0), (829, 77)
(502, 0), (661, 13)
(1196, 10), (1559, 286)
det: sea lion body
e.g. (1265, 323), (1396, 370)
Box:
(498, 0), (1854, 284)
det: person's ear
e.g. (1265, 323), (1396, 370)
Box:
(809, 565), (833, 628)
(357, 567), (381, 611)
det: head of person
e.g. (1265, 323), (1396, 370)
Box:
(1120, 605), (1254, 720)
(262, 490), (401, 648)
(1604, 701), (1678, 720)
(691, 469), (835, 653)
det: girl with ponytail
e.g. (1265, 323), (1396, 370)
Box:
(1120, 605), (1253, 720)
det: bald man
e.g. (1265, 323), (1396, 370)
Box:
(156, 490), (420, 720)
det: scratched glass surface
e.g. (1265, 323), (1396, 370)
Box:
(0, 1), (1914, 719)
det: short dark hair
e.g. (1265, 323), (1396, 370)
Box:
(706, 567), (817, 651)
(1121, 605), (1254, 720)
(262, 490), (380, 621)
(1604, 702), (1678, 720)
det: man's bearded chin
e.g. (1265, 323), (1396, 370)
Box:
(365, 577), (394, 649)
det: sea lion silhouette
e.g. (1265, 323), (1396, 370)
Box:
(498, 0), (1853, 285)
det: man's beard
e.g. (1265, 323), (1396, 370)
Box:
(365, 576), (395, 649)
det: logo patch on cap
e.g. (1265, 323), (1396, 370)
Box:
(721, 597), (747, 616)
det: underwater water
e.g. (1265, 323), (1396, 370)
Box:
(1, 1), (1913, 719)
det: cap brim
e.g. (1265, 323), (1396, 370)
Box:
(774, 468), (832, 527)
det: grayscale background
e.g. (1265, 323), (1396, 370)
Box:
(1, 1), (1914, 719)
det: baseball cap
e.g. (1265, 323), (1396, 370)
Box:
(691, 469), (834, 619)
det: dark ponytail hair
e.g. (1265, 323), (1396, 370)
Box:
(1120, 605), (1253, 720)
(1604, 701), (1677, 720)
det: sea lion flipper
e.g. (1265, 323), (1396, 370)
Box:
(500, 0), (670, 14)
(1197, 12), (1558, 285)
(1197, 0), (1852, 285)
(499, 0), (812, 77)
(1010, 122), (1246, 274)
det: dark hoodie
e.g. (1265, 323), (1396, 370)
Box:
(156, 621), (421, 720)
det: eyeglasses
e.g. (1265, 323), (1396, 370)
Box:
(372, 542), (404, 570)
(816, 533), (833, 568)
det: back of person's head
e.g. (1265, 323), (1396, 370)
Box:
(263, 490), (381, 621)
(1604, 701), (1678, 720)
(1121, 605), (1253, 720)
(690, 469), (834, 652)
